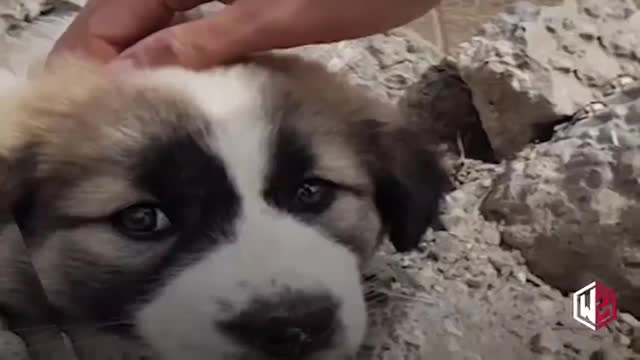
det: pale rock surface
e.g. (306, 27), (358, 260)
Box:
(360, 158), (640, 359)
(481, 79), (640, 318)
(0, 0), (49, 24)
(457, 0), (640, 158)
(285, 29), (444, 103)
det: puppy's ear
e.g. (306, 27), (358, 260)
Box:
(0, 144), (39, 229)
(362, 119), (451, 253)
(0, 150), (57, 334)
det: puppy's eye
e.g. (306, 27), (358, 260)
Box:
(112, 204), (173, 239)
(289, 178), (337, 214)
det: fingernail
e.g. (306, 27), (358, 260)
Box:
(106, 58), (137, 75)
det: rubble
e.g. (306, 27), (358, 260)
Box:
(359, 0), (640, 358)
(457, 0), (640, 158)
(481, 80), (640, 317)
(530, 329), (562, 354)
(0, 0), (49, 23)
(285, 28), (445, 103)
(631, 337), (640, 354)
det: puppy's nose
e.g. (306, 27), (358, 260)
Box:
(219, 292), (339, 358)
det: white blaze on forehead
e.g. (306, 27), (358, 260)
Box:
(137, 65), (274, 195)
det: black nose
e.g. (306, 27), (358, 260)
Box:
(218, 292), (339, 358)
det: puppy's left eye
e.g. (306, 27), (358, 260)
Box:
(112, 204), (174, 240)
(289, 178), (337, 214)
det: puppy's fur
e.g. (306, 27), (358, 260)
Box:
(0, 10), (449, 360)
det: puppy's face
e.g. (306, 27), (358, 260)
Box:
(2, 56), (447, 360)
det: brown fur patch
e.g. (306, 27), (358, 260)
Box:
(0, 58), (212, 203)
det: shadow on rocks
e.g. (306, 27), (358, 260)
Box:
(399, 58), (497, 166)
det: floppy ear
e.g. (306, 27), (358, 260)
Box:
(0, 208), (53, 322)
(363, 119), (451, 253)
(0, 151), (59, 334)
(0, 190), (71, 360)
(2, 157), (50, 247)
(0, 142), (41, 234)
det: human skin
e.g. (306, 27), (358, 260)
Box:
(48, 0), (443, 70)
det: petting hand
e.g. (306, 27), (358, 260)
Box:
(48, 0), (441, 71)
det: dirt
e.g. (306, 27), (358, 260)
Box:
(360, 157), (640, 360)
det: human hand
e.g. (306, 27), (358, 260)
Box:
(48, 0), (441, 71)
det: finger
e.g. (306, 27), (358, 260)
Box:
(47, 0), (214, 65)
(110, 1), (294, 70)
(110, 0), (435, 71)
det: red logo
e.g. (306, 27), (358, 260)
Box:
(572, 281), (618, 330)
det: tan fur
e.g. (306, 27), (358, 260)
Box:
(0, 59), (209, 199)
(0, 59), (107, 156)
(57, 175), (150, 218)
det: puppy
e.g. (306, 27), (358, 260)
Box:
(0, 9), (449, 360)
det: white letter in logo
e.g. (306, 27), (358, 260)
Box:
(573, 281), (597, 330)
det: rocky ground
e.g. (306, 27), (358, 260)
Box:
(1, 0), (640, 359)
(354, 1), (640, 359)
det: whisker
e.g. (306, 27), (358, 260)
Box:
(365, 288), (436, 306)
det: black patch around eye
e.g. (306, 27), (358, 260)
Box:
(136, 132), (240, 235)
(66, 130), (242, 330)
(263, 124), (317, 212)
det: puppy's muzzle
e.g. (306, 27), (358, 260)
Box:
(219, 291), (339, 358)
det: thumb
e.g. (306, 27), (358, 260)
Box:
(109, 2), (286, 70)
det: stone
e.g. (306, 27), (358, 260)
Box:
(284, 28), (444, 104)
(0, 0), (49, 21)
(428, 232), (465, 263)
(530, 330), (562, 354)
(631, 335), (640, 353)
(590, 346), (625, 360)
(443, 318), (464, 337)
(0, 331), (29, 360)
(534, 299), (558, 318)
(620, 312), (640, 328)
(613, 333), (631, 347)
(488, 252), (515, 274)
(465, 277), (485, 289)
(463, 354), (483, 360)
(456, 0), (640, 158)
(481, 82), (640, 317)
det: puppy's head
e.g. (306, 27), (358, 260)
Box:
(2, 55), (448, 359)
